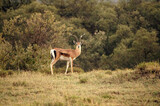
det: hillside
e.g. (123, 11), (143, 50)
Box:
(0, 69), (160, 106)
(1, 0), (160, 72)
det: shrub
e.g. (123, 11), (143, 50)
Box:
(101, 93), (113, 99)
(0, 70), (14, 77)
(135, 62), (160, 78)
(105, 70), (112, 75)
(79, 77), (88, 83)
(0, 70), (8, 77)
(7, 70), (14, 75)
(12, 81), (28, 87)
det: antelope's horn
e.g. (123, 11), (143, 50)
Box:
(71, 35), (78, 42)
(80, 33), (85, 41)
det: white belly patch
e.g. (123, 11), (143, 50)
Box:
(60, 55), (70, 61)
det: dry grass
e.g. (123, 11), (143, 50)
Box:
(0, 69), (160, 106)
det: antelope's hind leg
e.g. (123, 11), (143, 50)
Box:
(50, 58), (60, 75)
(50, 50), (60, 75)
(50, 60), (54, 75)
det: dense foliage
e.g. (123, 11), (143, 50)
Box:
(0, 0), (160, 72)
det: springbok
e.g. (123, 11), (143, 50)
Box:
(50, 35), (83, 75)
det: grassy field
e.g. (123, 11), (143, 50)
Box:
(0, 69), (160, 106)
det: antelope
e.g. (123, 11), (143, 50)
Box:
(50, 35), (83, 75)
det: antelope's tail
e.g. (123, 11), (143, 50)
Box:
(50, 49), (56, 60)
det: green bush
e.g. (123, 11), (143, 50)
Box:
(0, 70), (14, 77)
(6, 70), (14, 75)
(135, 62), (160, 78)
(101, 93), (113, 99)
(79, 77), (88, 84)
(13, 81), (28, 87)
(0, 71), (8, 77)
(105, 70), (112, 75)
(136, 62), (160, 73)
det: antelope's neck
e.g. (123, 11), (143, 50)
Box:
(76, 47), (81, 56)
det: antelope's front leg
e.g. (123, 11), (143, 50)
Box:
(70, 58), (73, 73)
(65, 61), (70, 75)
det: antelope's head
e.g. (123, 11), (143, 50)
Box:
(75, 42), (82, 51)
(72, 34), (84, 51)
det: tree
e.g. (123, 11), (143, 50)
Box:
(138, 2), (160, 43)
(0, 2), (58, 33)
(78, 31), (107, 70)
(0, 33), (12, 69)
(1, 0), (33, 12)
(108, 25), (133, 55)
(109, 28), (160, 69)
(3, 11), (72, 48)
(131, 28), (160, 62)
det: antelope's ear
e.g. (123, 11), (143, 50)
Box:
(73, 40), (76, 45)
